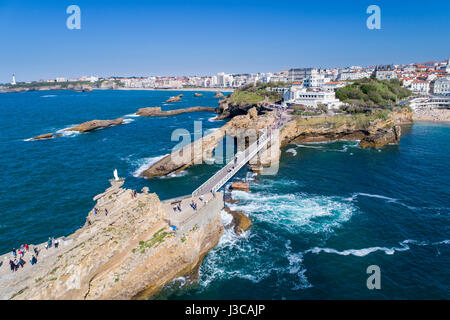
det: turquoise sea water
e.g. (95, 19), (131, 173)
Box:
(1, 90), (449, 299)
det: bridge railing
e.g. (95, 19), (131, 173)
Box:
(192, 130), (271, 197)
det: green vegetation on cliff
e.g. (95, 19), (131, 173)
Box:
(228, 82), (285, 105)
(336, 78), (412, 110)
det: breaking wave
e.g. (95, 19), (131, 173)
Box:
(305, 239), (450, 257)
(228, 190), (355, 234)
(131, 154), (168, 177)
(286, 148), (297, 156)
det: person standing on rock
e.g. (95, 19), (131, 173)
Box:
(105, 208), (108, 216)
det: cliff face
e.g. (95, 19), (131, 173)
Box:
(3, 180), (223, 300)
(281, 109), (412, 149)
(216, 95), (272, 120)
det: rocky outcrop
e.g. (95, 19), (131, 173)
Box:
(136, 106), (216, 117)
(30, 133), (62, 141)
(141, 109), (278, 178)
(67, 118), (124, 133)
(214, 92), (224, 98)
(2, 179), (223, 300)
(224, 207), (251, 235)
(230, 181), (250, 192)
(391, 107), (414, 125)
(280, 113), (406, 150)
(165, 94), (183, 103)
(216, 95), (271, 120)
(194, 93), (203, 97)
(359, 125), (401, 149)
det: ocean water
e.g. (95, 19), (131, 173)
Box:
(1, 90), (449, 299)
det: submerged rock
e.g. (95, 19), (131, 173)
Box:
(214, 92), (224, 98)
(194, 93), (203, 97)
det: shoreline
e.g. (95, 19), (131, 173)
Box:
(0, 87), (235, 94)
(412, 117), (450, 124)
(110, 87), (234, 92)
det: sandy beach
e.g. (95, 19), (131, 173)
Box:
(413, 108), (450, 123)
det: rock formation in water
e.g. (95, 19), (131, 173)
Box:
(2, 179), (223, 300)
(165, 94), (183, 103)
(67, 118), (124, 133)
(194, 93), (203, 97)
(214, 92), (224, 98)
(30, 133), (62, 141)
(136, 106), (216, 117)
(230, 181), (250, 192)
(224, 207), (251, 235)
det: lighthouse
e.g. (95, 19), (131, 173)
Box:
(11, 74), (16, 85)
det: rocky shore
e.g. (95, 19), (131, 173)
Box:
(0, 179), (224, 300)
(136, 106), (216, 117)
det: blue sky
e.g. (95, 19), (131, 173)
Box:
(0, 0), (449, 83)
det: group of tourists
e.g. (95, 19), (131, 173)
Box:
(173, 203), (182, 212)
(7, 244), (40, 273)
(190, 201), (199, 211)
(45, 237), (59, 249)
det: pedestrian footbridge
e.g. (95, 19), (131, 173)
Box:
(192, 129), (273, 197)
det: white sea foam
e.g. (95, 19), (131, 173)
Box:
(55, 125), (81, 137)
(208, 116), (220, 122)
(348, 192), (417, 210)
(305, 239), (450, 258)
(159, 170), (188, 179)
(348, 192), (398, 202)
(229, 190), (355, 235)
(123, 118), (134, 124)
(124, 113), (139, 118)
(221, 209), (233, 227)
(286, 148), (297, 156)
(132, 154), (168, 177)
(40, 95), (56, 98)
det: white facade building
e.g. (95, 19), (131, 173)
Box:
(11, 74), (16, 85)
(410, 80), (430, 94)
(284, 87), (343, 109)
(433, 76), (450, 95)
(303, 73), (330, 88)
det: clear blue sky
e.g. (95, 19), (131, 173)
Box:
(0, 0), (449, 83)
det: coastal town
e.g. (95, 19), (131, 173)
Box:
(2, 58), (450, 122)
